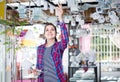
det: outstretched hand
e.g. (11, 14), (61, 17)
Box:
(55, 4), (63, 22)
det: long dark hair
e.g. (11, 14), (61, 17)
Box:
(44, 23), (57, 42)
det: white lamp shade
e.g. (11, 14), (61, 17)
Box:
(22, 29), (36, 47)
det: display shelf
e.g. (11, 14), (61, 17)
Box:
(70, 80), (95, 82)
(100, 61), (120, 82)
(68, 66), (97, 82)
(101, 80), (118, 82)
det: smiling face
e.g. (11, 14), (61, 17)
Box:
(44, 24), (57, 42)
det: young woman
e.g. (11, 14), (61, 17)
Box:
(36, 4), (69, 82)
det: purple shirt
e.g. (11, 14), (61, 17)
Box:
(36, 22), (69, 82)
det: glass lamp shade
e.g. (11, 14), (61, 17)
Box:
(32, 8), (41, 21)
(17, 4), (27, 18)
(90, 12), (100, 20)
(108, 11), (119, 24)
(98, 15), (105, 23)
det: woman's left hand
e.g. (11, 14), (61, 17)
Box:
(55, 4), (63, 22)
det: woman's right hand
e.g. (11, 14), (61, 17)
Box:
(33, 69), (37, 75)
(28, 68), (37, 75)
(33, 69), (43, 76)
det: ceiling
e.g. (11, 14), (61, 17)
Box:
(6, 0), (120, 25)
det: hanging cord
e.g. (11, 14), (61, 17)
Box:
(31, 0), (38, 7)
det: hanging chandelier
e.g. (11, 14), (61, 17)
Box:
(7, 0), (120, 25)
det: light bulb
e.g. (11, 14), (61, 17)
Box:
(49, 4), (54, 14)
(43, 1), (48, 10)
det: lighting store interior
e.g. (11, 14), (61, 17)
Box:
(0, 0), (120, 82)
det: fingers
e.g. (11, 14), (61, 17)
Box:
(55, 3), (63, 21)
(58, 4), (62, 9)
(55, 4), (63, 13)
(55, 7), (59, 11)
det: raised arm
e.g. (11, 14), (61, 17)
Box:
(56, 4), (69, 51)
